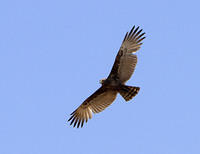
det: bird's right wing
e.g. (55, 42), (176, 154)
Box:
(108, 26), (145, 83)
(68, 86), (117, 128)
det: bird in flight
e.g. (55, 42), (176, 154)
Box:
(68, 26), (145, 128)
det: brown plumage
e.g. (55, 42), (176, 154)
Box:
(119, 85), (140, 101)
(68, 26), (145, 128)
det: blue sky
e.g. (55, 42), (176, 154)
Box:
(0, 0), (200, 154)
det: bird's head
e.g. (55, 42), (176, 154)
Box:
(99, 78), (106, 85)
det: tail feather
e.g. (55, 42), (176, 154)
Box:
(119, 85), (140, 101)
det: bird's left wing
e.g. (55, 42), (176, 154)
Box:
(68, 86), (117, 128)
(108, 26), (145, 83)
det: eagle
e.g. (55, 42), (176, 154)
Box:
(68, 26), (145, 128)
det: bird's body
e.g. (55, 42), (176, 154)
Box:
(68, 26), (145, 128)
(102, 76), (121, 88)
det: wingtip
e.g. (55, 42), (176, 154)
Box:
(136, 37), (146, 44)
(123, 32), (128, 42)
(135, 26), (140, 31)
(70, 110), (76, 115)
(128, 26), (135, 36)
(73, 119), (78, 128)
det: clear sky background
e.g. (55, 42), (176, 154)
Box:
(0, 0), (200, 154)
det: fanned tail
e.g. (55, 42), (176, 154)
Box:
(119, 85), (140, 101)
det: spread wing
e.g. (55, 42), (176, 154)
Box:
(108, 26), (145, 83)
(68, 86), (117, 128)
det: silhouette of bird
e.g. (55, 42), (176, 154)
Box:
(68, 26), (145, 128)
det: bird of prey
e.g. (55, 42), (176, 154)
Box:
(68, 26), (145, 128)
